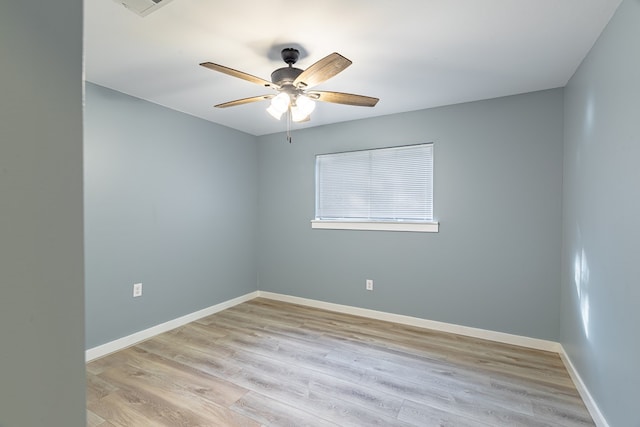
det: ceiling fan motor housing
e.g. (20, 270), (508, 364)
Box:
(271, 67), (303, 87)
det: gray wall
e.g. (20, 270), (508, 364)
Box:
(561, 1), (639, 425)
(257, 89), (564, 341)
(84, 83), (258, 348)
(0, 2), (86, 426)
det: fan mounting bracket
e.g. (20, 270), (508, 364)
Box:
(281, 48), (300, 66)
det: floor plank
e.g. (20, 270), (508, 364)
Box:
(87, 298), (594, 426)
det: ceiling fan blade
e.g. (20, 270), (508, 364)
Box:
(293, 53), (352, 89)
(308, 91), (379, 107)
(200, 62), (277, 89)
(214, 94), (274, 108)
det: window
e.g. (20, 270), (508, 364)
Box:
(312, 143), (438, 232)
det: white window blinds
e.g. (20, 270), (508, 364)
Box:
(315, 143), (433, 221)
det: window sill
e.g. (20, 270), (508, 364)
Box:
(311, 220), (439, 233)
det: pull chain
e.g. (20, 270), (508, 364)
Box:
(286, 108), (292, 143)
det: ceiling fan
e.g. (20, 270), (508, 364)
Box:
(200, 48), (379, 124)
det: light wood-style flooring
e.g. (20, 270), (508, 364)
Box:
(87, 298), (594, 426)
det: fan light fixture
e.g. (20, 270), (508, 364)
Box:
(266, 93), (316, 122)
(291, 94), (316, 122)
(266, 93), (289, 120)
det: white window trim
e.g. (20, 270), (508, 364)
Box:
(311, 219), (439, 233)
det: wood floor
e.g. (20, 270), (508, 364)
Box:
(87, 298), (594, 426)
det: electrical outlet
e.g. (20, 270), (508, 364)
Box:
(133, 282), (142, 297)
(366, 279), (374, 291)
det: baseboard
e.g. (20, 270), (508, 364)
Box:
(86, 290), (558, 362)
(85, 291), (258, 362)
(559, 347), (610, 427)
(256, 291), (561, 353)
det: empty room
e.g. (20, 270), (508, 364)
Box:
(1, 1), (638, 426)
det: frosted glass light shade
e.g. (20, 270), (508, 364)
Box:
(291, 95), (315, 122)
(267, 105), (284, 120)
(267, 93), (290, 120)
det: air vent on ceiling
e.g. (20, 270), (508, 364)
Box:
(113, 0), (175, 17)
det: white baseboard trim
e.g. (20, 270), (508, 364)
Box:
(559, 347), (610, 427)
(85, 291), (258, 362)
(256, 291), (561, 353)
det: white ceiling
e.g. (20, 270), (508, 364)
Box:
(84, 0), (621, 136)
